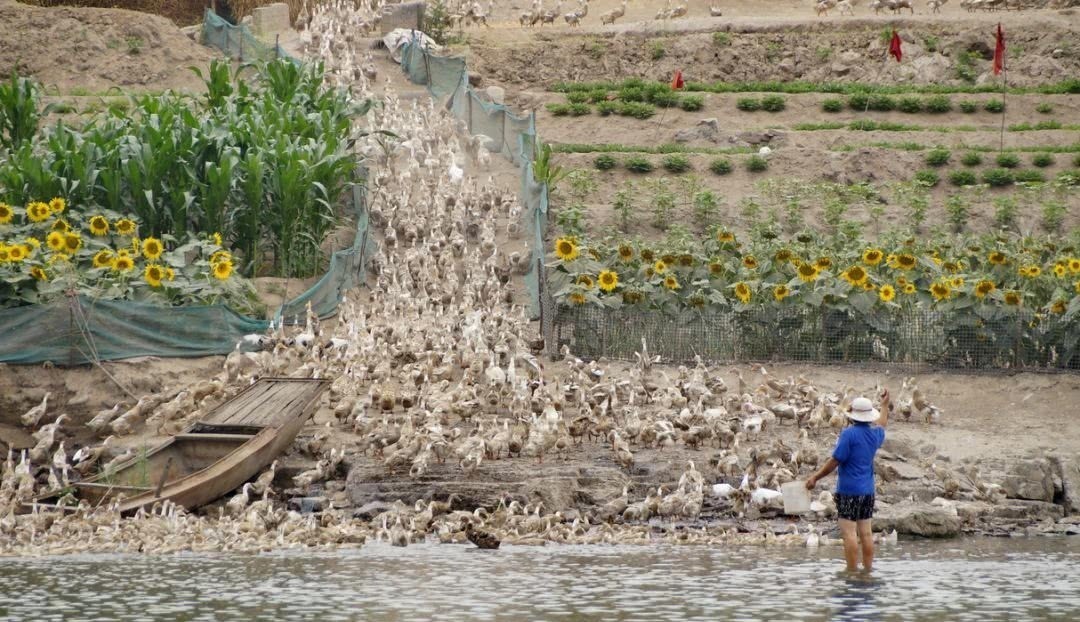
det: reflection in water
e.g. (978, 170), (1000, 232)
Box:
(0, 538), (1078, 621)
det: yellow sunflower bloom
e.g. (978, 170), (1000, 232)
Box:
(48, 197), (66, 214)
(640, 249), (655, 263)
(862, 282), (876, 291)
(1020, 265), (1040, 278)
(1004, 290), (1022, 306)
(598, 270), (619, 292)
(25, 237), (40, 249)
(568, 291), (587, 305)
(678, 254), (694, 268)
(902, 283), (917, 295)
(0, 245), (9, 262)
(797, 263), (820, 282)
(862, 249), (884, 266)
(213, 232), (223, 246)
(886, 254), (898, 268)
(115, 218), (137, 236)
(987, 251), (1007, 266)
(895, 254), (917, 271)
(7, 245), (25, 262)
(950, 277), (964, 288)
(841, 265), (869, 287)
(63, 232), (82, 254)
(88, 215), (110, 236)
(773, 285), (790, 302)
(742, 255), (759, 270)
(212, 259), (233, 280)
(30, 266), (48, 281)
(974, 280), (996, 298)
(51, 218), (70, 233)
(708, 261), (724, 276)
(113, 255), (135, 273)
(878, 284), (896, 302)
(0, 202), (13, 224)
(717, 230), (735, 244)
(165, 267), (175, 281)
(774, 249), (793, 263)
(617, 244), (634, 262)
(576, 274), (595, 289)
(734, 281), (751, 304)
(554, 237), (579, 261)
(144, 263), (165, 288)
(930, 281), (951, 301)
(815, 256), (833, 270)
(653, 260), (668, 275)
(46, 231), (65, 252)
(1053, 263), (1067, 278)
(92, 249), (114, 268)
(663, 275), (680, 291)
(1069, 258), (1080, 274)
(1050, 300), (1067, 315)
(26, 201), (50, 223)
(142, 237), (164, 260)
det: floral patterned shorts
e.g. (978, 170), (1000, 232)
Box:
(835, 493), (875, 521)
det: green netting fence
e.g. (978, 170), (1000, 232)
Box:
(399, 38), (547, 319)
(0, 12), (373, 365)
(201, 8), (294, 62)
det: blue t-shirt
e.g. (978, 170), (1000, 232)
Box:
(832, 423), (886, 496)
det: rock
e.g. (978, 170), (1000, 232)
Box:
(878, 459), (924, 482)
(732, 129), (785, 147)
(874, 503), (961, 538)
(830, 62), (850, 76)
(1049, 454), (1080, 515)
(352, 501), (397, 520)
(289, 496), (328, 513)
(1000, 459), (1055, 502)
(468, 73), (483, 87)
(989, 500), (1064, 522)
(777, 58), (795, 74)
(882, 438), (918, 459)
(673, 118), (719, 143)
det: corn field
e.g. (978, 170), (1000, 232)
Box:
(0, 59), (367, 278)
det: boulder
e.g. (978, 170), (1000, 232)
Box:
(673, 118), (720, 143)
(1000, 459), (1055, 502)
(1049, 454), (1080, 515)
(989, 500), (1065, 522)
(874, 503), (961, 538)
(878, 459), (924, 482)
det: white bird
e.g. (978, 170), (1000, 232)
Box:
(225, 483), (254, 517)
(712, 482), (736, 498)
(20, 392), (51, 427)
(448, 160), (464, 185)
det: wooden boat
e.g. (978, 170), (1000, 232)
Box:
(33, 377), (327, 515)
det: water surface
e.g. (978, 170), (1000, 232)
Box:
(2, 537), (1078, 621)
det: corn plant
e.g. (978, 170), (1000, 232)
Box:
(0, 72), (46, 150)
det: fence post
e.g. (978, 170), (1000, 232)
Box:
(275, 34), (280, 59)
(224, 27), (230, 58)
(239, 29), (244, 60)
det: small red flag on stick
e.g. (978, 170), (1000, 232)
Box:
(671, 70), (685, 90)
(992, 23), (1005, 75)
(888, 30), (903, 63)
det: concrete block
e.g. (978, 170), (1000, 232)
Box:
(381, 2), (425, 35)
(251, 2), (291, 39)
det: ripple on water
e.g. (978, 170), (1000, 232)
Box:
(1, 538), (1079, 621)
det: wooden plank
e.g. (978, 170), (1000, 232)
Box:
(215, 383), (275, 424)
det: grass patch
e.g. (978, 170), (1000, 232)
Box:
(961, 152), (983, 166)
(1013, 169), (1046, 183)
(746, 155), (769, 172)
(551, 78), (1080, 95)
(949, 170), (978, 186)
(625, 155), (655, 174)
(995, 153), (1020, 168)
(924, 148), (951, 167)
(982, 168), (1014, 187)
(794, 122), (846, 130)
(709, 158), (734, 175)
(679, 94), (704, 112)
(553, 143), (752, 155)
(594, 154), (617, 170)
(1032, 153), (1055, 168)
(736, 97), (762, 111)
(662, 154), (693, 173)
(821, 98), (843, 113)
(914, 169), (940, 187)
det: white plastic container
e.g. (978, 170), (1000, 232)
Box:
(781, 481), (811, 515)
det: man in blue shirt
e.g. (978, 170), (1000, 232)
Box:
(806, 390), (890, 572)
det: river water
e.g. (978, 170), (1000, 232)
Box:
(2, 537), (1078, 621)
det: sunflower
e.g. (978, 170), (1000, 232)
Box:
(1053, 263), (1067, 278)
(212, 259), (233, 280)
(1004, 290), (1022, 306)
(942, 261), (960, 273)
(598, 270), (619, 292)
(46, 231), (65, 252)
(0, 202), (12, 224)
(841, 265), (868, 287)
(774, 248), (793, 263)
(814, 256), (832, 270)
(1069, 258), (1080, 274)
(862, 282), (876, 291)
(88, 215), (110, 236)
(660, 254), (677, 266)
(113, 255), (135, 273)
(879, 284), (896, 302)
(663, 275), (680, 291)
(708, 261), (724, 276)
(7, 245), (25, 262)
(25, 237), (40, 249)
(862, 249), (884, 266)
(653, 260), (668, 275)
(734, 282), (751, 304)
(92, 249), (114, 268)
(48, 197), (66, 214)
(678, 254), (694, 267)
(30, 266), (47, 281)
(213, 232), (223, 247)
(63, 232), (82, 254)
(896, 276), (909, 286)
(165, 267), (175, 281)
(588, 248), (602, 261)
(623, 289), (645, 304)
(1076, 281), (1080, 295)
(773, 284), (790, 302)
(1050, 300), (1067, 315)
(886, 254), (898, 268)
(142, 237), (164, 260)
(0, 245), (9, 262)
(930, 281), (951, 301)
(950, 277), (964, 288)
(640, 249), (655, 263)
(974, 280), (996, 298)
(1020, 265), (1041, 278)
(114, 218), (137, 236)
(797, 263), (820, 282)
(26, 201), (50, 223)
(553, 238), (579, 261)
(902, 283), (917, 295)
(987, 251), (1007, 266)
(576, 274), (595, 289)
(51, 218), (70, 233)
(568, 291), (587, 305)
(717, 230), (735, 244)
(688, 292), (706, 308)
(742, 255), (758, 270)
(144, 263), (165, 288)
(617, 244), (634, 262)
(895, 254), (917, 270)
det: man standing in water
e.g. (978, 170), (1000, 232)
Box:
(806, 390), (890, 572)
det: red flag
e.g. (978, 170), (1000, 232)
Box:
(992, 23), (1005, 75)
(671, 70), (684, 91)
(888, 30), (902, 63)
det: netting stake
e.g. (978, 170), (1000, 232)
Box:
(66, 293), (139, 401)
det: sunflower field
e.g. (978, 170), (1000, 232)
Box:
(546, 229), (1080, 368)
(0, 198), (262, 313)
(0, 59), (366, 281)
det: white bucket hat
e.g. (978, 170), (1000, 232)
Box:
(847, 396), (880, 423)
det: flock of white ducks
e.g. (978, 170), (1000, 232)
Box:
(0, 3), (978, 556)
